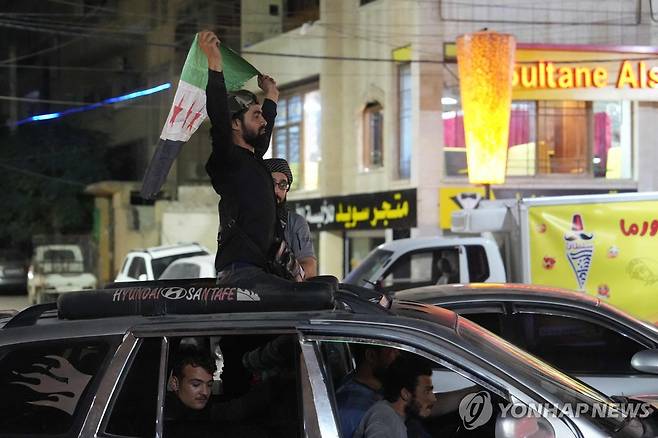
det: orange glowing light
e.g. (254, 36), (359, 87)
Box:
(457, 31), (516, 185)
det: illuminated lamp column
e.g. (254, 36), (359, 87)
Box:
(456, 31), (516, 196)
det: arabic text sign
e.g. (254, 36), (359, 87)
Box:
(290, 189), (417, 231)
(527, 200), (658, 323)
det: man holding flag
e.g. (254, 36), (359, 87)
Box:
(198, 31), (304, 287)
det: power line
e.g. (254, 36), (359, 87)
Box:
(0, 162), (86, 187)
(0, 63), (144, 73)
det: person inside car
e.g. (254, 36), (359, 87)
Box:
(353, 355), (435, 438)
(165, 349), (271, 438)
(164, 352), (217, 437)
(336, 344), (400, 438)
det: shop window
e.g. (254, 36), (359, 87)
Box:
(363, 101), (384, 170)
(282, 0), (319, 33)
(443, 99), (632, 179)
(271, 84), (321, 191)
(398, 63), (412, 179)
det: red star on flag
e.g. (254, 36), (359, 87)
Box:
(187, 105), (205, 130)
(182, 100), (196, 127)
(169, 95), (185, 126)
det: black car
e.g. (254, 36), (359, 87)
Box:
(0, 250), (27, 293)
(396, 283), (658, 398)
(1, 279), (657, 437)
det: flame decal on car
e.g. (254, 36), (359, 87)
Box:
(10, 355), (92, 415)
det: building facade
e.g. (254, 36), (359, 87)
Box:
(226, 0), (658, 278)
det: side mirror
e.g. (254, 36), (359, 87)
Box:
(138, 273), (148, 281)
(495, 412), (555, 438)
(631, 349), (658, 374)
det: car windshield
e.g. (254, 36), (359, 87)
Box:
(343, 249), (392, 287)
(455, 315), (629, 431)
(160, 262), (201, 279)
(40, 249), (84, 273)
(152, 251), (208, 279)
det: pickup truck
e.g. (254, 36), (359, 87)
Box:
(344, 192), (658, 323)
(344, 236), (505, 291)
(27, 244), (97, 304)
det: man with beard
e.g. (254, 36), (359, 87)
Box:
(353, 355), (435, 438)
(336, 345), (400, 438)
(263, 158), (317, 278)
(199, 31), (308, 286)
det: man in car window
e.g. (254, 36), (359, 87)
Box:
(353, 355), (435, 438)
(336, 344), (400, 438)
(164, 353), (217, 437)
(165, 351), (270, 438)
(263, 158), (317, 278)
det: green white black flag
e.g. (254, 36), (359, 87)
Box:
(141, 34), (260, 199)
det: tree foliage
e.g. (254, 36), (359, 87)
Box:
(0, 122), (110, 253)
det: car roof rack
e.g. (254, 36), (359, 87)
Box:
(4, 303), (57, 329)
(58, 279), (338, 320)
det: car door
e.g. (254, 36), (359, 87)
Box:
(299, 323), (576, 438)
(0, 335), (122, 437)
(378, 246), (466, 292)
(508, 305), (658, 397)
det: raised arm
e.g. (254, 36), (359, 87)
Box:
(198, 31), (233, 176)
(253, 74), (279, 158)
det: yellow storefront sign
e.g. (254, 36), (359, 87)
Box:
(528, 200), (658, 323)
(439, 187), (489, 229)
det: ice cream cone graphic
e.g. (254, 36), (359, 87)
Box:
(564, 214), (594, 290)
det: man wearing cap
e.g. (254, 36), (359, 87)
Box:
(263, 158), (317, 278)
(198, 31), (296, 285)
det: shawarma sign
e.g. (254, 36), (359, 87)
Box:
(289, 189), (417, 231)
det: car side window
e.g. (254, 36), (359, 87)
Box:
(162, 334), (303, 438)
(465, 245), (490, 282)
(127, 257), (147, 280)
(514, 313), (647, 374)
(0, 336), (118, 436)
(381, 248), (460, 291)
(459, 312), (505, 336)
(313, 340), (509, 438)
(105, 338), (161, 437)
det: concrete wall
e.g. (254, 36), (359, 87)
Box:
(159, 185), (218, 253)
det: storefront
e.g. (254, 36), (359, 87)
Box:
(288, 189), (417, 277)
(441, 43), (658, 184)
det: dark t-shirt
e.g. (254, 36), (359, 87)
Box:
(205, 70), (278, 270)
